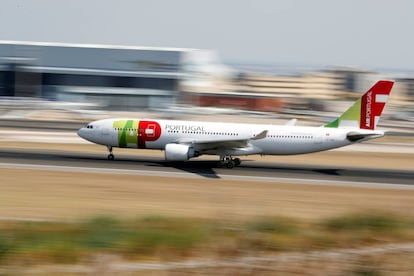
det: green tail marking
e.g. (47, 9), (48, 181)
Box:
(324, 98), (361, 128)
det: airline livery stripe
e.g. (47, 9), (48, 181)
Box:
(376, 94), (388, 103)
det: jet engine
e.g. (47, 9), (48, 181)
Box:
(164, 143), (196, 161)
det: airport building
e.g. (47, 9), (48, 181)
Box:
(0, 41), (226, 110)
(217, 68), (412, 110)
(1, 40), (411, 114)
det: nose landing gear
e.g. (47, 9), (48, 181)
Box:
(107, 146), (114, 160)
(217, 156), (241, 169)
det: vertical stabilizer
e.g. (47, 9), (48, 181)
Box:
(325, 80), (394, 130)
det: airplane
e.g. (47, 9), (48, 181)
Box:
(77, 80), (394, 169)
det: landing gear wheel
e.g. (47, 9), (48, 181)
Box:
(218, 156), (239, 169)
(233, 158), (241, 167)
(226, 161), (235, 169)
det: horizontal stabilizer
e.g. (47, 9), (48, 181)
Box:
(346, 131), (384, 142)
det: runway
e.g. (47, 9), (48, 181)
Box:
(1, 147), (413, 186)
(2, 144), (414, 221)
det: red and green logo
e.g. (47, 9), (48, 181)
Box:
(113, 120), (161, 148)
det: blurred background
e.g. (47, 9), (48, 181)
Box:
(0, 39), (413, 134)
(0, 0), (413, 128)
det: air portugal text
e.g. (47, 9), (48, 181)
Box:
(165, 124), (206, 133)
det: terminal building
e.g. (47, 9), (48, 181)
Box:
(1, 40), (411, 114)
(0, 40), (226, 110)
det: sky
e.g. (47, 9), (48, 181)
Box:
(1, 0), (413, 71)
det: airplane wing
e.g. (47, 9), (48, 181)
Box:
(175, 130), (268, 152)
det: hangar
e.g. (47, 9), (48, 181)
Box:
(0, 40), (221, 110)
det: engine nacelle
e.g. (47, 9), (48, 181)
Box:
(164, 143), (195, 161)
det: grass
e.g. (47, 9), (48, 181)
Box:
(0, 212), (413, 265)
(322, 212), (407, 232)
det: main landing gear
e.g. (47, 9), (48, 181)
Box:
(218, 156), (241, 169)
(107, 146), (114, 160)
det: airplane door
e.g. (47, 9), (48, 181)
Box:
(314, 131), (331, 144)
(102, 127), (110, 136)
(101, 126), (116, 145)
(314, 132), (323, 144)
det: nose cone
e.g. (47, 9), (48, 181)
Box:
(77, 127), (93, 142)
(77, 128), (86, 139)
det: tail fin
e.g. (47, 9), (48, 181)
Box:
(324, 80), (394, 130)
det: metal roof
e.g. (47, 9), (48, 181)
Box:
(0, 40), (199, 53)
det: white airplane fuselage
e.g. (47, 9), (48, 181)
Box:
(78, 118), (381, 156)
(76, 80), (393, 167)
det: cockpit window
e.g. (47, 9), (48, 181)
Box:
(85, 124), (94, 129)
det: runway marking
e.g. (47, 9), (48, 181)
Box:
(0, 162), (412, 190)
(0, 216), (53, 222)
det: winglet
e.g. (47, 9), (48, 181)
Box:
(252, 130), (268, 140)
(285, 119), (297, 126)
(324, 80), (394, 130)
